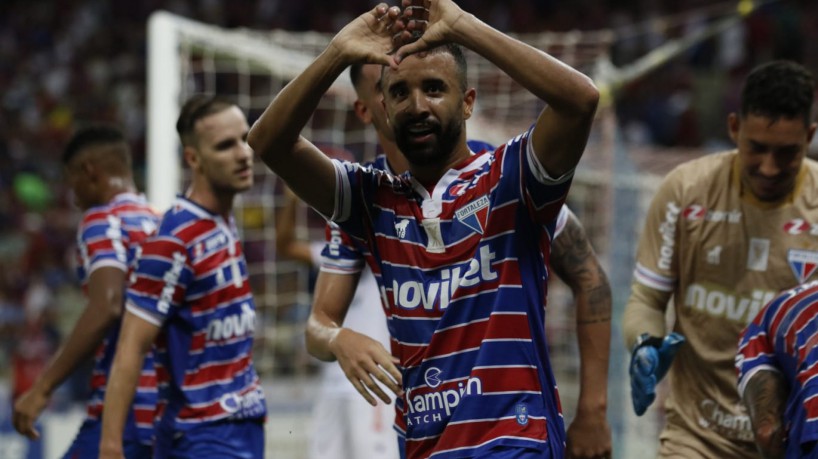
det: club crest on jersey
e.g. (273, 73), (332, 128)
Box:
(788, 249), (818, 283)
(515, 403), (529, 425)
(454, 195), (490, 235)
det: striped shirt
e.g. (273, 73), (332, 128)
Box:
(126, 196), (266, 433)
(737, 280), (818, 457)
(331, 127), (570, 459)
(75, 192), (159, 444)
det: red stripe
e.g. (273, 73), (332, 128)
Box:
(405, 417), (546, 459)
(183, 354), (252, 387)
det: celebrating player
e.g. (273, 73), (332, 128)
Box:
(249, 0), (600, 457)
(306, 62), (611, 458)
(737, 280), (818, 458)
(12, 126), (159, 458)
(623, 60), (817, 457)
(100, 95), (267, 458)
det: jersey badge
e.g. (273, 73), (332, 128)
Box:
(515, 403), (529, 425)
(706, 246), (722, 265)
(747, 238), (770, 272)
(788, 249), (818, 283)
(454, 195), (490, 235)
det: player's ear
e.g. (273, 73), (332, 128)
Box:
(807, 122), (817, 145)
(463, 88), (476, 120)
(183, 146), (200, 171)
(353, 99), (372, 125)
(727, 113), (740, 144)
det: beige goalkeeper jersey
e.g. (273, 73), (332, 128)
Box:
(633, 151), (818, 456)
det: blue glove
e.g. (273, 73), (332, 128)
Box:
(629, 332), (685, 416)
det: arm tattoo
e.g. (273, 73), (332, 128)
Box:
(550, 212), (612, 324)
(743, 370), (788, 458)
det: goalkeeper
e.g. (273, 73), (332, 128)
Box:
(623, 60), (818, 458)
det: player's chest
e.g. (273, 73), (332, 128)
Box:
(682, 203), (818, 289)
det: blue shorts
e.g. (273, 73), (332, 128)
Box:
(62, 419), (152, 459)
(154, 419), (264, 459)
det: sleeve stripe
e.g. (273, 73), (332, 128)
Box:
(87, 259), (129, 276)
(634, 263), (675, 292)
(126, 302), (164, 327)
(737, 365), (780, 398)
(319, 266), (361, 275)
(525, 130), (574, 185)
(331, 159), (352, 222)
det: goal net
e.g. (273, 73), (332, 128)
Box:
(145, 8), (745, 457)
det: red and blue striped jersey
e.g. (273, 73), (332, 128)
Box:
(330, 127), (571, 459)
(737, 280), (818, 457)
(75, 192), (159, 444)
(126, 196), (266, 433)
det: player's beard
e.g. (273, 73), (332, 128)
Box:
(395, 116), (463, 168)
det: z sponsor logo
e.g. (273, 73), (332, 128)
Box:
(783, 218), (817, 235)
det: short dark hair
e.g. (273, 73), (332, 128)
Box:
(741, 60), (815, 126)
(176, 94), (236, 146)
(62, 125), (127, 165)
(350, 63), (365, 91)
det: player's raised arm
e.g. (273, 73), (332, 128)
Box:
(248, 4), (401, 217)
(394, 0), (599, 178)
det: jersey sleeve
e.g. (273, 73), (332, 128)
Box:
(319, 222), (365, 275)
(78, 211), (130, 276)
(631, 167), (685, 292)
(736, 293), (786, 397)
(125, 234), (193, 327)
(498, 126), (575, 227)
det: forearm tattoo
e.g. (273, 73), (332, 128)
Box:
(744, 370), (787, 457)
(550, 213), (612, 324)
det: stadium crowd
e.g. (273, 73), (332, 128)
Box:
(0, 0), (815, 403)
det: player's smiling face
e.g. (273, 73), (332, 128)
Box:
(190, 106), (254, 194)
(729, 112), (816, 202)
(381, 52), (475, 167)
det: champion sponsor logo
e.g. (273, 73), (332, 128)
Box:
(684, 283), (776, 324)
(783, 218), (817, 235)
(788, 249), (818, 283)
(425, 367), (443, 388)
(697, 399), (753, 441)
(454, 195), (490, 235)
(405, 375), (483, 427)
(391, 246), (498, 311)
(218, 388), (266, 419)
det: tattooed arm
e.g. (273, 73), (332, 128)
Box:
(743, 370), (788, 459)
(550, 208), (612, 459)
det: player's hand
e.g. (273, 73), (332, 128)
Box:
(566, 407), (612, 459)
(629, 332), (685, 415)
(329, 3), (403, 68)
(99, 441), (126, 459)
(329, 328), (403, 405)
(393, 0), (468, 63)
(12, 385), (49, 439)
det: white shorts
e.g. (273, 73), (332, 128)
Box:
(308, 393), (400, 459)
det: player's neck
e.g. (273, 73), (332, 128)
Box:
(408, 142), (472, 185)
(101, 176), (136, 204)
(382, 141), (409, 175)
(186, 179), (235, 219)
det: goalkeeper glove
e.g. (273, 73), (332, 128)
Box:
(629, 332), (685, 416)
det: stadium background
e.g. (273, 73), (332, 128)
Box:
(0, 0), (817, 458)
